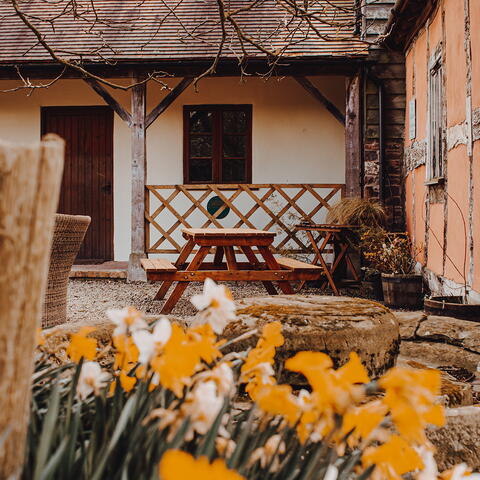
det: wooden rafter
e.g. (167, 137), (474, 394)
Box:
(84, 78), (132, 125)
(146, 77), (193, 129)
(294, 76), (345, 125)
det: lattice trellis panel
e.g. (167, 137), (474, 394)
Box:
(145, 184), (345, 255)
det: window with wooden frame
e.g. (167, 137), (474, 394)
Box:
(183, 105), (252, 184)
(427, 56), (444, 181)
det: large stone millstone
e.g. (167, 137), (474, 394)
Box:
(222, 295), (400, 379)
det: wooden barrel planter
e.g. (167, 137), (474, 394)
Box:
(424, 296), (480, 321)
(381, 274), (423, 309)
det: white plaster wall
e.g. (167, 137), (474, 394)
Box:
(0, 76), (345, 261)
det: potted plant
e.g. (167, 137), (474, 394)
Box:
(363, 231), (423, 309)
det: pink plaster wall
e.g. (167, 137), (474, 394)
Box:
(473, 142), (480, 292)
(444, 0), (467, 127)
(470, 0), (480, 109)
(426, 202), (445, 275)
(405, 172), (414, 234)
(444, 146), (470, 285)
(413, 166), (427, 264)
(413, 32), (428, 141)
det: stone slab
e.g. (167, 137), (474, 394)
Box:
(394, 311), (426, 339)
(417, 316), (480, 353)
(400, 340), (480, 372)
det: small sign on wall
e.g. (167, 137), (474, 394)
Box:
(409, 98), (416, 140)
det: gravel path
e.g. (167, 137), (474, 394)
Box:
(67, 278), (373, 325)
(68, 279), (269, 324)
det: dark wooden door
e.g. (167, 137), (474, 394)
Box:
(41, 106), (114, 263)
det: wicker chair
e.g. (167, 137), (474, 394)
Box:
(42, 214), (91, 328)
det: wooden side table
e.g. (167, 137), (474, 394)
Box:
(294, 223), (360, 295)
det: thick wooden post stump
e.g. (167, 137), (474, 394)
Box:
(0, 135), (64, 478)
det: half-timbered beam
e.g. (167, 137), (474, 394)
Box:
(128, 76), (147, 282)
(84, 78), (132, 126)
(145, 77), (193, 129)
(345, 73), (363, 198)
(294, 76), (345, 125)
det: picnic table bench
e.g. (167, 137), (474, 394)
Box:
(142, 227), (322, 313)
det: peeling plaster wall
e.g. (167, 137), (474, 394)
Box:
(403, 0), (480, 300)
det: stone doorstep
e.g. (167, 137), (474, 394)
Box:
(69, 262), (128, 279)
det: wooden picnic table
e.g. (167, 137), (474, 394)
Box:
(294, 223), (360, 295)
(141, 227), (322, 313)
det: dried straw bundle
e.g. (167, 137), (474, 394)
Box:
(326, 197), (386, 227)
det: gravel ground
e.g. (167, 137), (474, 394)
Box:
(67, 278), (374, 325)
(68, 279), (269, 324)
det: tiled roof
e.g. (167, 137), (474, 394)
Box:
(0, 0), (368, 64)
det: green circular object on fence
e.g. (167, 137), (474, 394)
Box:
(207, 196), (230, 219)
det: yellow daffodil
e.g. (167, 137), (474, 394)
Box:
(66, 326), (97, 363)
(188, 324), (224, 364)
(191, 278), (236, 334)
(362, 434), (424, 480)
(36, 328), (45, 347)
(159, 450), (244, 480)
(119, 370), (137, 392)
(286, 352), (369, 414)
(255, 384), (300, 425)
(379, 367), (445, 444)
(113, 334), (139, 370)
(150, 324), (201, 397)
(341, 400), (388, 448)
(241, 322), (283, 399)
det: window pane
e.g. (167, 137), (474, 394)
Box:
(189, 110), (212, 133)
(223, 135), (246, 157)
(190, 158), (213, 182)
(223, 111), (247, 134)
(222, 158), (246, 182)
(190, 135), (212, 157)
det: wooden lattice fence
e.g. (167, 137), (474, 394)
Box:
(145, 184), (345, 255)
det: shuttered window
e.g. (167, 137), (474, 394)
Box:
(428, 60), (444, 180)
(183, 105), (252, 184)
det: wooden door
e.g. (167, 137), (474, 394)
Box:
(41, 106), (114, 263)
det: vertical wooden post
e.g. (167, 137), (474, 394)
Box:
(128, 77), (148, 282)
(345, 73), (363, 198)
(0, 135), (64, 478)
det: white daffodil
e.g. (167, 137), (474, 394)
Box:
(76, 361), (110, 400)
(191, 278), (236, 334)
(415, 446), (438, 480)
(107, 306), (148, 337)
(132, 317), (172, 364)
(447, 464), (480, 480)
(195, 362), (235, 396)
(182, 380), (224, 440)
(323, 465), (339, 480)
(249, 434), (286, 471)
(241, 362), (275, 385)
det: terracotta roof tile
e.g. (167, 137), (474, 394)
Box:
(0, 0), (368, 64)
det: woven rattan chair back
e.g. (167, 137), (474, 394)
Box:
(41, 214), (91, 328)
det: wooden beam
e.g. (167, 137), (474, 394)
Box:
(84, 78), (132, 126)
(127, 76), (147, 282)
(294, 76), (346, 125)
(145, 77), (193, 129)
(345, 73), (363, 198)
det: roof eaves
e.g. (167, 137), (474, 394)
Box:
(381, 0), (439, 51)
